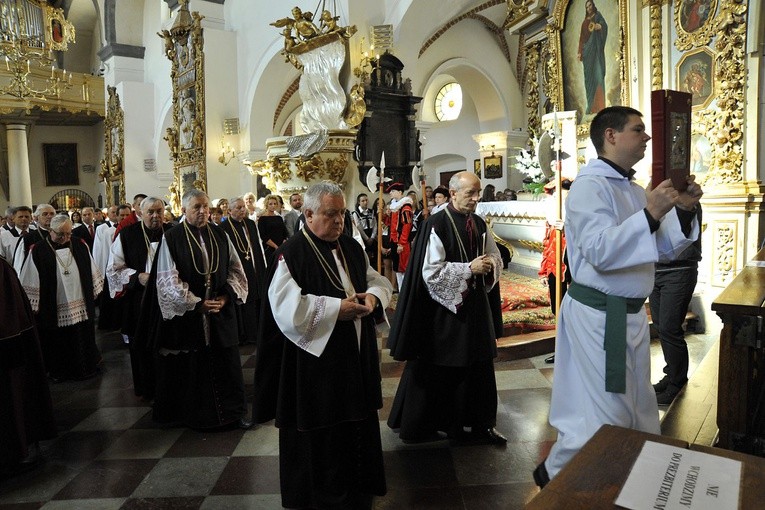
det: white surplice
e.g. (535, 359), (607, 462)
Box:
(545, 158), (699, 479)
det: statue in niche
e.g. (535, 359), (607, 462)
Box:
(179, 92), (196, 150)
(164, 127), (179, 159)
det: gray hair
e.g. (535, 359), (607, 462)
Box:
(140, 196), (165, 211)
(229, 196), (244, 206)
(33, 203), (55, 218)
(50, 213), (72, 232)
(243, 191), (255, 201)
(182, 189), (208, 208)
(448, 171), (478, 192)
(303, 180), (343, 213)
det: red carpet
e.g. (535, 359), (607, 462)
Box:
(386, 271), (556, 336)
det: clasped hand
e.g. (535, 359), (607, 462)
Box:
(200, 295), (228, 314)
(338, 293), (377, 321)
(646, 175), (703, 221)
(470, 254), (493, 276)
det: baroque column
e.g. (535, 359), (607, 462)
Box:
(5, 123), (33, 206)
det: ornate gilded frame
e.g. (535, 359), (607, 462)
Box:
(43, 2), (75, 51)
(159, 0), (206, 213)
(548, 0), (630, 135)
(99, 86), (124, 207)
(676, 47), (715, 110)
(674, 0), (718, 51)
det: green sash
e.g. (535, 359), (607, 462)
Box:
(567, 281), (646, 394)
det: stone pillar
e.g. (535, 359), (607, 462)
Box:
(6, 123), (33, 206)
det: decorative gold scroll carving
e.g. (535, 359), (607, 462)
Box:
(98, 86), (124, 207)
(699, 0), (747, 186)
(673, 0), (719, 51)
(524, 42), (541, 139)
(649, 0), (662, 90)
(159, 0), (206, 214)
(505, 0), (531, 27)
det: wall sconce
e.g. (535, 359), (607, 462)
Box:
(218, 136), (235, 165)
(218, 118), (240, 165)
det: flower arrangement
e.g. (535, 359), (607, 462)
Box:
(515, 137), (547, 195)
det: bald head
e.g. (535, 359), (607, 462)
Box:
(448, 171), (481, 214)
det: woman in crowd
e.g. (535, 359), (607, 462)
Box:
(258, 194), (288, 264)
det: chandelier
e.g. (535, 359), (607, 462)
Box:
(0, 0), (75, 102)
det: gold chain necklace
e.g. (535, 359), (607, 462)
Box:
(228, 219), (251, 261)
(301, 229), (353, 296)
(141, 222), (163, 264)
(445, 208), (470, 263)
(183, 221), (220, 282)
(47, 238), (74, 276)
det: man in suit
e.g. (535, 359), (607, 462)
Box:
(72, 207), (98, 251)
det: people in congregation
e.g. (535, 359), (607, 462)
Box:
(70, 210), (82, 228)
(1, 206), (32, 262)
(209, 206), (223, 225)
(72, 207), (98, 251)
(352, 192), (377, 267)
(243, 191), (259, 220)
(431, 185), (449, 214)
(0, 256), (57, 476)
(480, 184), (495, 202)
(14, 204), (56, 272)
(147, 189), (250, 429)
(650, 205), (702, 405)
(113, 194), (147, 239)
(220, 196), (267, 345)
(2, 206), (13, 232)
(258, 194), (289, 264)
(107, 198), (168, 398)
(387, 182), (413, 290)
(534, 106), (703, 488)
(213, 198), (229, 221)
(253, 180), (393, 510)
(387, 171), (507, 446)
(408, 190), (424, 242)
(18, 214), (104, 382)
(282, 192), (303, 237)
(93, 204), (132, 331)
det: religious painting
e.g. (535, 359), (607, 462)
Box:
(43, 143), (79, 186)
(676, 47), (714, 109)
(556, 0), (629, 126)
(484, 155), (502, 179)
(673, 0), (717, 50)
(43, 4), (75, 51)
(474, 159), (481, 177)
(690, 133), (713, 180)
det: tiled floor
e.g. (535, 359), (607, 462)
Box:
(0, 325), (718, 509)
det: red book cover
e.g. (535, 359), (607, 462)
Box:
(651, 90), (692, 191)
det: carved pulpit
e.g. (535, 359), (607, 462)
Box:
(355, 52), (422, 189)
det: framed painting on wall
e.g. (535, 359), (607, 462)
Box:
(484, 155), (503, 179)
(474, 159), (481, 177)
(676, 47), (715, 109)
(553, 0), (630, 128)
(43, 143), (79, 186)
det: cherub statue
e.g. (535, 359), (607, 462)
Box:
(319, 10), (340, 33)
(164, 127), (178, 158)
(158, 29), (175, 60)
(193, 118), (204, 149)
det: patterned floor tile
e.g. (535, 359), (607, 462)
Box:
(129, 457), (229, 498)
(52, 459), (158, 499)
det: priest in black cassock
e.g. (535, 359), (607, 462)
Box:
(0, 256), (57, 475)
(220, 196), (266, 345)
(149, 189), (250, 429)
(13, 204), (55, 273)
(387, 171), (507, 445)
(18, 214), (103, 382)
(107, 197), (167, 397)
(253, 180), (393, 510)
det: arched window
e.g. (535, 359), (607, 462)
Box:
(434, 82), (462, 121)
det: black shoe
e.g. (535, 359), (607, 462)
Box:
(470, 427), (507, 446)
(237, 418), (253, 430)
(653, 375), (670, 394)
(656, 384), (683, 406)
(533, 461), (550, 489)
(544, 354), (555, 364)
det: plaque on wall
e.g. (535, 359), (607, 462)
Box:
(651, 89), (691, 192)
